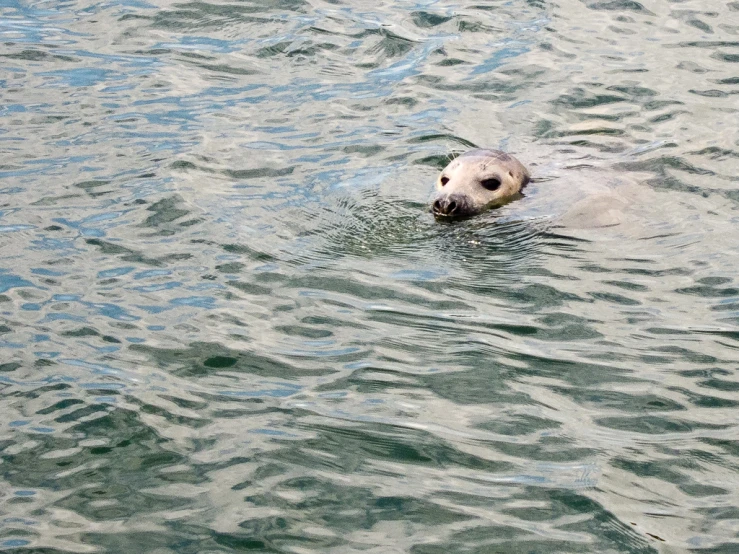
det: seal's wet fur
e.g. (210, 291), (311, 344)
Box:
(432, 149), (530, 218)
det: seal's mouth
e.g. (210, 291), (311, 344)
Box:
(432, 208), (470, 220)
(431, 195), (475, 219)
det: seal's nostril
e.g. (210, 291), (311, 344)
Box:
(448, 201), (457, 214)
(433, 200), (442, 213)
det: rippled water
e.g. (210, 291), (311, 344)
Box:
(2, 0), (739, 551)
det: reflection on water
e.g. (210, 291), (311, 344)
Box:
(1, 0), (739, 551)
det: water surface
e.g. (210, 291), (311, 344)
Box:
(2, 0), (739, 552)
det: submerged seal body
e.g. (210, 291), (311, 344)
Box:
(431, 149), (530, 218)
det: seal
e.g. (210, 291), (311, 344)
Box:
(431, 149), (530, 218)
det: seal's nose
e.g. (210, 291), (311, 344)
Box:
(432, 195), (462, 217)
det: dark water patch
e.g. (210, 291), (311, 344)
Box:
(607, 84), (658, 98)
(477, 414), (560, 436)
(552, 127), (626, 138)
(714, 77), (739, 85)
(188, 60), (260, 76)
(221, 241), (279, 262)
(227, 279), (273, 296)
(586, 0), (654, 15)
(150, 1), (302, 31)
(696, 378), (739, 393)
(690, 146), (739, 159)
(223, 166), (295, 180)
(599, 415), (727, 434)
(612, 456), (691, 483)
(555, 388), (686, 412)
(712, 52), (739, 63)
(129, 395), (209, 428)
(131, 341), (337, 379)
(368, 29), (418, 60)
(411, 11), (453, 29)
(590, 291), (641, 306)
(141, 194), (191, 228)
(85, 238), (170, 266)
(2, 407), (191, 517)
(601, 279), (649, 292)
(288, 422), (514, 475)
(73, 179), (112, 198)
(686, 19), (713, 34)
(676, 283), (739, 298)
(553, 90), (628, 109)
(690, 89), (732, 98)
(679, 389), (739, 409)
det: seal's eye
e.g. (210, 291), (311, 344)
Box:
(480, 178), (501, 191)
(440, 176), (449, 186)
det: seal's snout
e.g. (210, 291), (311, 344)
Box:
(432, 194), (465, 217)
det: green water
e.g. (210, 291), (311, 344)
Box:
(1, 0), (739, 552)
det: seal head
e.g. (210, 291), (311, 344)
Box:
(431, 149), (530, 218)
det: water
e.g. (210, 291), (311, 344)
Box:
(2, 0), (739, 551)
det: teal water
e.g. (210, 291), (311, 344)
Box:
(2, 0), (739, 552)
